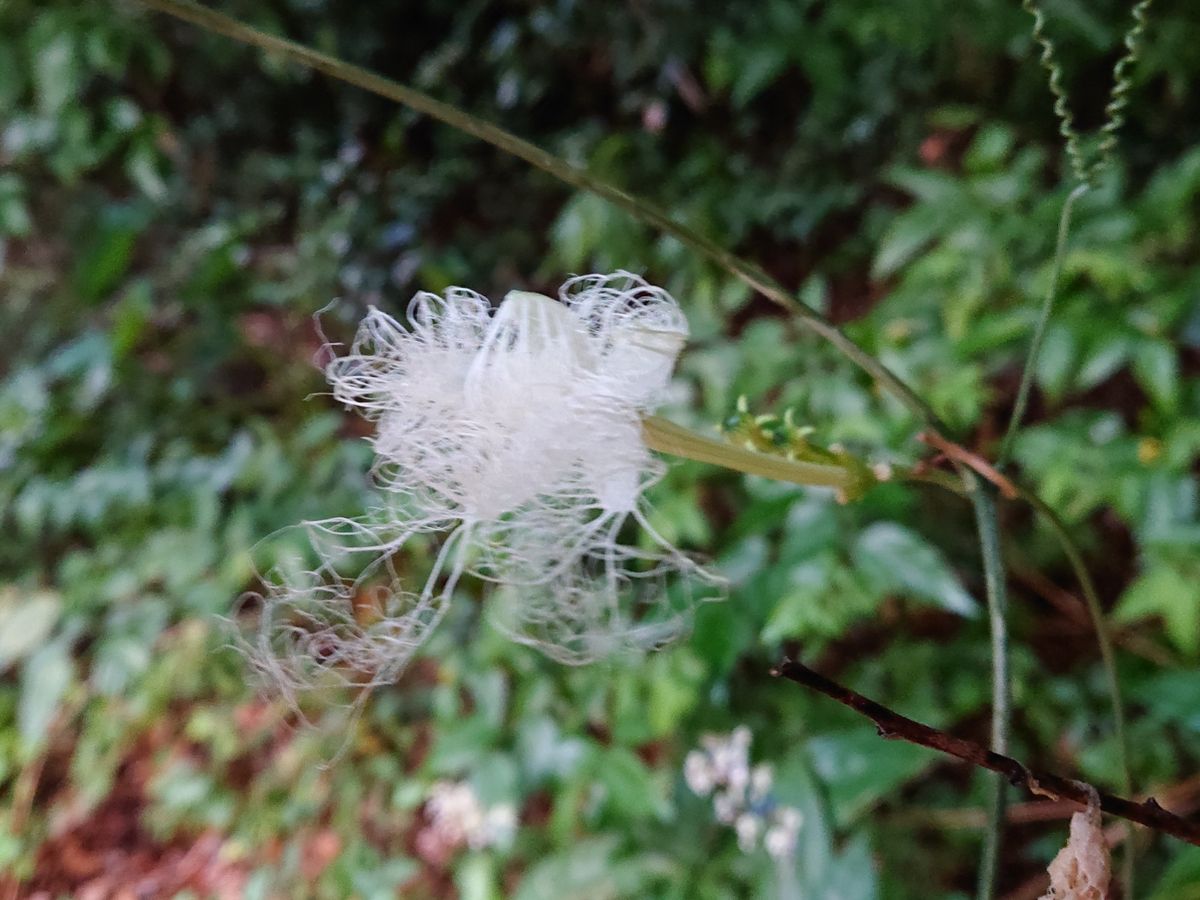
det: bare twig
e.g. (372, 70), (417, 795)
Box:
(771, 658), (1200, 847)
(1004, 775), (1200, 900)
(918, 431), (1020, 499)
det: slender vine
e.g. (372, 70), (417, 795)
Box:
(1022, 0), (1091, 186)
(998, 182), (1087, 463)
(1096, 0), (1155, 177)
(968, 479), (1010, 900)
(1008, 3), (1153, 894)
(1021, 0), (1154, 187)
(1010, 0), (1156, 456)
(1011, 0), (1156, 450)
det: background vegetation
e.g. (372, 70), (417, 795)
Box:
(2, 0), (1199, 896)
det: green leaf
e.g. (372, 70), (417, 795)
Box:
(339, 847), (420, 900)
(457, 853), (500, 900)
(73, 206), (144, 304)
(853, 522), (977, 616)
(30, 24), (79, 116)
(471, 752), (518, 807)
(1076, 332), (1131, 390)
(1134, 670), (1200, 733)
(1034, 322), (1077, 402)
(1115, 563), (1200, 656)
(516, 717), (586, 783)
(690, 597), (751, 674)
(963, 123), (1015, 173)
(762, 556), (841, 642)
(0, 589), (62, 670)
(127, 139), (168, 201)
(428, 716), (499, 773)
(513, 837), (619, 900)
(589, 747), (669, 821)
(19, 637), (73, 750)
(872, 206), (944, 279)
(1149, 846), (1200, 900)
(807, 730), (935, 826)
(888, 168), (964, 206)
(514, 838), (673, 900)
(819, 833), (880, 899)
(0, 37), (25, 113)
(1132, 339), (1181, 412)
(730, 44), (788, 107)
(0, 173), (32, 237)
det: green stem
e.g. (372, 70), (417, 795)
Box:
(998, 182), (1087, 465)
(132, 0), (939, 430)
(1012, 4), (1152, 888)
(1018, 487), (1135, 893)
(909, 469), (1134, 891)
(1021, 0), (1153, 185)
(968, 478), (1009, 900)
(1095, 0), (1155, 180)
(641, 416), (854, 490)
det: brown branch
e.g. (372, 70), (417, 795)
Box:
(1003, 774), (1200, 900)
(916, 431), (1020, 499)
(771, 658), (1200, 847)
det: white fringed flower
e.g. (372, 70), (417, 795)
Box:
(247, 272), (720, 692)
(243, 513), (469, 703)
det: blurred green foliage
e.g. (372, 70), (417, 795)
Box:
(2, 0), (1199, 897)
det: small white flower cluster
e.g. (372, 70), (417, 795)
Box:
(684, 726), (803, 861)
(425, 781), (518, 850)
(420, 781), (517, 858)
(247, 272), (720, 698)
